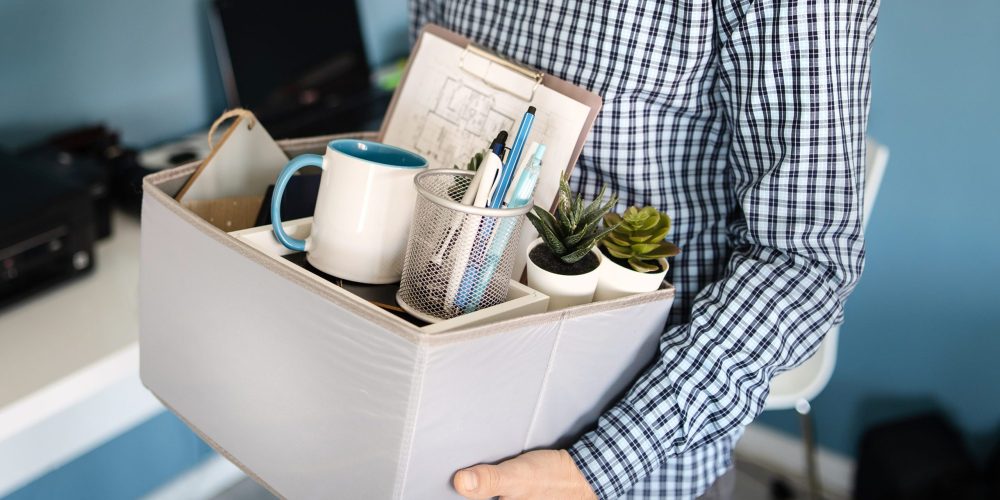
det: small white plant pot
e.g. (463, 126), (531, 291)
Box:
(525, 238), (602, 311)
(593, 254), (669, 302)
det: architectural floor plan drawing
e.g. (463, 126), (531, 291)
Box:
(413, 77), (516, 167)
(380, 29), (595, 275)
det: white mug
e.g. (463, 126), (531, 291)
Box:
(271, 139), (427, 284)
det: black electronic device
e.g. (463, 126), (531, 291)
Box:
(208, 0), (391, 138)
(254, 173), (322, 227)
(18, 149), (111, 239)
(855, 413), (989, 500)
(22, 124), (153, 221)
(0, 150), (97, 309)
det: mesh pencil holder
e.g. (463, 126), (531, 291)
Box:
(397, 170), (532, 322)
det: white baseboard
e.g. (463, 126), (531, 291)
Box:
(142, 454), (246, 500)
(735, 423), (855, 499)
(0, 345), (164, 497)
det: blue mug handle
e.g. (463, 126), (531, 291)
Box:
(271, 154), (324, 252)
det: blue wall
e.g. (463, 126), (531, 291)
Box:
(0, 0), (409, 150)
(755, 0), (1000, 458)
(0, 0), (226, 149)
(357, 0), (410, 68)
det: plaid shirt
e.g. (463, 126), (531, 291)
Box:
(410, 1), (878, 498)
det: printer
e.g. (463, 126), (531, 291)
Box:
(0, 150), (96, 309)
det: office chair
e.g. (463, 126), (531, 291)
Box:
(763, 139), (889, 499)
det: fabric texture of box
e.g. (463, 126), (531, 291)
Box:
(139, 133), (675, 499)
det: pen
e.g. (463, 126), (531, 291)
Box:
(474, 152), (503, 208)
(508, 144), (546, 210)
(444, 134), (507, 309)
(462, 131), (506, 206)
(489, 130), (508, 161)
(503, 142), (539, 207)
(488, 106), (535, 208)
(435, 131), (510, 266)
(463, 145), (546, 313)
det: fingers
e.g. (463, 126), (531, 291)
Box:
(452, 450), (594, 500)
(454, 460), (526, 499)
(453, 464), (501, 499)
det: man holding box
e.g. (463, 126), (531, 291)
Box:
(409, 0), (879, 498)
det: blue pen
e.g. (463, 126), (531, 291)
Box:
(463, 145), (546, 313)
(488, 106), (535, 208)
(490, 131), (508, 160)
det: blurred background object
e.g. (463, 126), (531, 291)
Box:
(0, 0), (998, 499)
(209, 0), (390, 139)
(0, 147), (97, 309)
(853, 413), (992, 500)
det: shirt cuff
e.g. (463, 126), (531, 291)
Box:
(568, 402), (667, 499)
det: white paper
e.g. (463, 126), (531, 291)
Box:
(382, 32), (593, 276)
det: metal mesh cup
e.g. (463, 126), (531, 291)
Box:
(397, 170), (531, 322)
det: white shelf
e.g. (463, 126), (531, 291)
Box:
(0, 212), (140, 407)
(0, 211), (163, 496)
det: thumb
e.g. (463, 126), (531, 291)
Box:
(454, 463), (518, 499)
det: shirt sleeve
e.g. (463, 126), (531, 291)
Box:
(568, 1), (879, 498)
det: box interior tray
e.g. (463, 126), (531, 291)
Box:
(228, 217), (550, 335)
(280, 252), (428, 327)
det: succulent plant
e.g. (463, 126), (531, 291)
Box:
(601, 206), (681, 273)
(527, 176), (619, 265)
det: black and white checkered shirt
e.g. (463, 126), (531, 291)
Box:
(410, 1), (878, 498)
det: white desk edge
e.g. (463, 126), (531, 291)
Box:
(0, 212), (164, 496)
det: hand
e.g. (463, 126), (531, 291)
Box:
(453, 449), (597, 500)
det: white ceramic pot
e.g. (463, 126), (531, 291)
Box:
(593, 253), (669, 302)
(525, 238), (602, 311)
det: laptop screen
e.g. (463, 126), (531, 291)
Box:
(210, 0), (371, 115)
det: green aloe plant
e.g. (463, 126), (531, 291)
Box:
(527, 176), (619, 266)
(602, 206), (681, 273)
(454, 150), (484, 171)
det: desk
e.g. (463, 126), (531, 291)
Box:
(0, 211), (162, 496)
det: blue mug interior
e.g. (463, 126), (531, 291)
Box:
(328, 139), (426, 169)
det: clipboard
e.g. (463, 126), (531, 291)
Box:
(378, 24), (603, 214)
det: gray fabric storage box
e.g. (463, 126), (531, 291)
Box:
(139, 133), (675, 499)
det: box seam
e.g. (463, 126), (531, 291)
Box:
(521, 310), (569, 451)
(392, 344), (430, 499)
(426, 286), (676, 344)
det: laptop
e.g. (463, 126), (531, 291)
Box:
(208, 0), (392, 138)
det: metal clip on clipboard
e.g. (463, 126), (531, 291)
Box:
(459, 45), (544, 101)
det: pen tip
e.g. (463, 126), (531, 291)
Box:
(527, 106), (536, 114)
